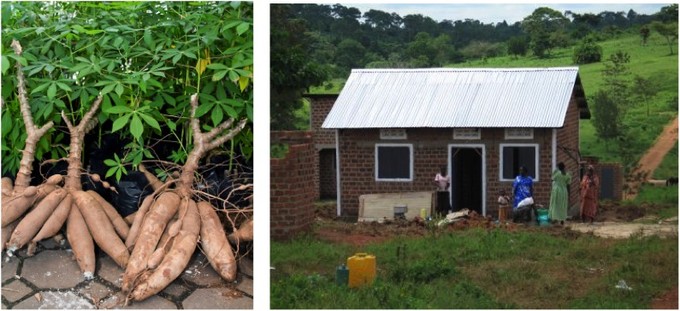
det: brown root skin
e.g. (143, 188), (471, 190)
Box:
(228, 219), (254, 244)
(32, 194), (72, 243)
(7, 188), (68, 252)
(123, 191), (180, 293)
(125, 195), (153, 250)
(87, 190), (129, 240)
(138, 164), (163, 192)
(66, 203), (95, 279)
(2, 186), (38, 227)
(130, 199), (200, 301)
(2, 219), (20, 251)
(2, 177), (13, 197)
(198, 201), (237, 281)
(72, 190), (129, 268)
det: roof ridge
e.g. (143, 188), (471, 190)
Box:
(352, 67), (579, 73)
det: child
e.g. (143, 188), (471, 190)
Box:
(497, 189), (511, 223)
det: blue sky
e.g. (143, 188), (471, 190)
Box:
(339, 3), (670, 24)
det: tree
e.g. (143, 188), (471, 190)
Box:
(640, 25), (650, 45)
(270, 5), (327, 130)
(335, 38), (367, 70)
(507, 36), (528, 58)
(521, 7), (569, 58)
(591, 90), (622, 150)
(650, 21), (678, 55)
(656, 4), (678, 23)
(632, 75), (659, 116)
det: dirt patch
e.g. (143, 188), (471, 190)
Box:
(597, 201), (648, 222)
(651, 286), (678, 309)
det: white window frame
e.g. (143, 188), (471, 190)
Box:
(505, 128), (534, 140)
(375, 143), (413, 182)
(499, 143), (540, 182)
(453, 128), (481, 140)
(380, 128), (407, 140)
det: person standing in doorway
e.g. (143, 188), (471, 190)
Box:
(434, 165), (451, 216)
(580, 165), (599, 224)
(512, 166), (534, 222)
(548, 162), (571, 226)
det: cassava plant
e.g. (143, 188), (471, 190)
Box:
(122, 94), (248, 302)
(3, 40), (130, 280)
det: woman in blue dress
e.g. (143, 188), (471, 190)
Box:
(512, 166), (534, 222)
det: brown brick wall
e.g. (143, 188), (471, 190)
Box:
(270, 131), (316, 240)
(556, 94), (585, 215)
(337, 127), (558, 217)
(308, 94), (338, 147)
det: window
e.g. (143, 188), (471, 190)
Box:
(500, 144), (539, 181)
(505, 128), (533, 139)
(453, 128), (481, 140)
(375, 144), (413, 181)
(380, 128), (407, 140)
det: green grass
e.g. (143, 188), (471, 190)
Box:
(633, 184), (679, 206)
(271, 228), (678, 309)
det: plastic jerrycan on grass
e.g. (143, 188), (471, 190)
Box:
(347, 253), (376, 288)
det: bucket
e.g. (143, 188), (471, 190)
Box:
(420, 208), (427, 219)
(536, 208), (549, 226)
(347, 253), (376, 288)
(336, 264), (349, 286)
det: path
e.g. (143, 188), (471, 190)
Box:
(624, 116), (678, 200)
(1, 239), (253, 309)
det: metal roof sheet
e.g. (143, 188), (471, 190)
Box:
(321, 67), (581, 129)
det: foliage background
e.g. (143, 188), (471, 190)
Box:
(1, 1), (253, 179)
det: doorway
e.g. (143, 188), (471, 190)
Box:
(450, 145), (485, 215)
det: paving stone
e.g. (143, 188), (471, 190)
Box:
(182, 288), (253, 309)
(35, 290), (95, 309)
(21, 250), (83, 289)
(97, 255), (124, 288)
(123, 295), (176, 309)
(1, 256), (20, 282)
(238, 256), (253, 277)
(236, 277), (253, 296)
(10, 294), (42, 309)
(161, 282), (190, 298)
(2, 280), (33, 303)
(181, 254), (226, 286)
(78, 281), (115, 305)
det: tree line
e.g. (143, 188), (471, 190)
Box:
(271, 3), (678, 130)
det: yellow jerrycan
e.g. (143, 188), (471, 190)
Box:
(347, 253), (376, 288)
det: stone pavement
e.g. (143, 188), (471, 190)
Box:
(1, 238), (253, 309)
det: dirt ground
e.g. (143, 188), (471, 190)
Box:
(625, 116), (678, 199)
(651, 286), (679, 309)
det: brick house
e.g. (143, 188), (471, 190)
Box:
(310, 67), (590, 217)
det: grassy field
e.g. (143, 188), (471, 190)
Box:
(308, 31), (678, 171)
(271, 228), (678, 309)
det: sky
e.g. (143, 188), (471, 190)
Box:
(339, 3), (670, 24)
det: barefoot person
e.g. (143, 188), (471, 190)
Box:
(580, 165), (599, 224)
(548, 162), (571, 226)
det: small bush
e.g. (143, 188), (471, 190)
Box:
(573, 38), (603, 64)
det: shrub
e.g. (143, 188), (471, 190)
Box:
(573, 38), (603, 64)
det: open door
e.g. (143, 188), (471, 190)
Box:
(450, 146), (484, 215)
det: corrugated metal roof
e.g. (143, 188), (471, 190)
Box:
(321, 67), (582, 129)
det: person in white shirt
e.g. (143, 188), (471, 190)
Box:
(434, 166), (451, 216)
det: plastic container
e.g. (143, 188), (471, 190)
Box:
(347, 253), (376, 288)
(420, 208), (427, 219)
(536, 208), (550, 226)
(336, 264), (349, 286)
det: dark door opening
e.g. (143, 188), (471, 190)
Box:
(451, 147), (483, 214)
(319, 149), (337, 200)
